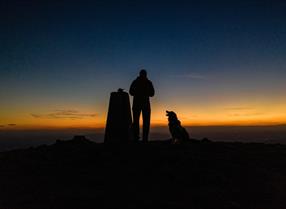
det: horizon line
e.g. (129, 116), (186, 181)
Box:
(1, 124), (286, 131)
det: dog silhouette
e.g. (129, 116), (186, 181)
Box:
(166, 111), (190, 143)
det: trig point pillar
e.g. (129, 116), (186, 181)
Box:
(104, 88), (132, 143)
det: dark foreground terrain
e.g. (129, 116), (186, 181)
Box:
(0, 137), (286, 209)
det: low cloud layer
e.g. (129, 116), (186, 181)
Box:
(227, 112), (264, 117)
(0, 124), (17, 128)
(224, 107), (255, 111)
(224, 107), (263, 117)
(31, 110), (98, 120)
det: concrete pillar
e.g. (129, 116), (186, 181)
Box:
(104, 89), (132, 143)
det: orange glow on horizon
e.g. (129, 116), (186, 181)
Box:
(1, 99), (286, 130)
(1, 111), (286, 130)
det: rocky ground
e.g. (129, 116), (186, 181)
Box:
(0, 136), (286, 209)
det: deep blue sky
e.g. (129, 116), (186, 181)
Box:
(1, 0), (286, 128)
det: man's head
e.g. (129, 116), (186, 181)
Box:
(139, 69), (147, 78)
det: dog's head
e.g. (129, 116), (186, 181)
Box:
(166, 111), (178, 122)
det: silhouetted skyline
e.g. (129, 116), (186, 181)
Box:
(1, 1), (286, 129)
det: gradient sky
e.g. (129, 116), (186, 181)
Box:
(1, 0), (286, 129)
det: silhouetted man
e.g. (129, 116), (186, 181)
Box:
(129, 69), (155, 142)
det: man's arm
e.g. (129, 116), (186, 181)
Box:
(149, 81), (155, 97)
(129, 80), (136, 96)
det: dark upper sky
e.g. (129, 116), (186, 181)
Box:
(1, 0), (286, 128)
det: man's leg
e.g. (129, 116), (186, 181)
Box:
(142, 107), (151, 142)
(132, 108), (141, 141)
